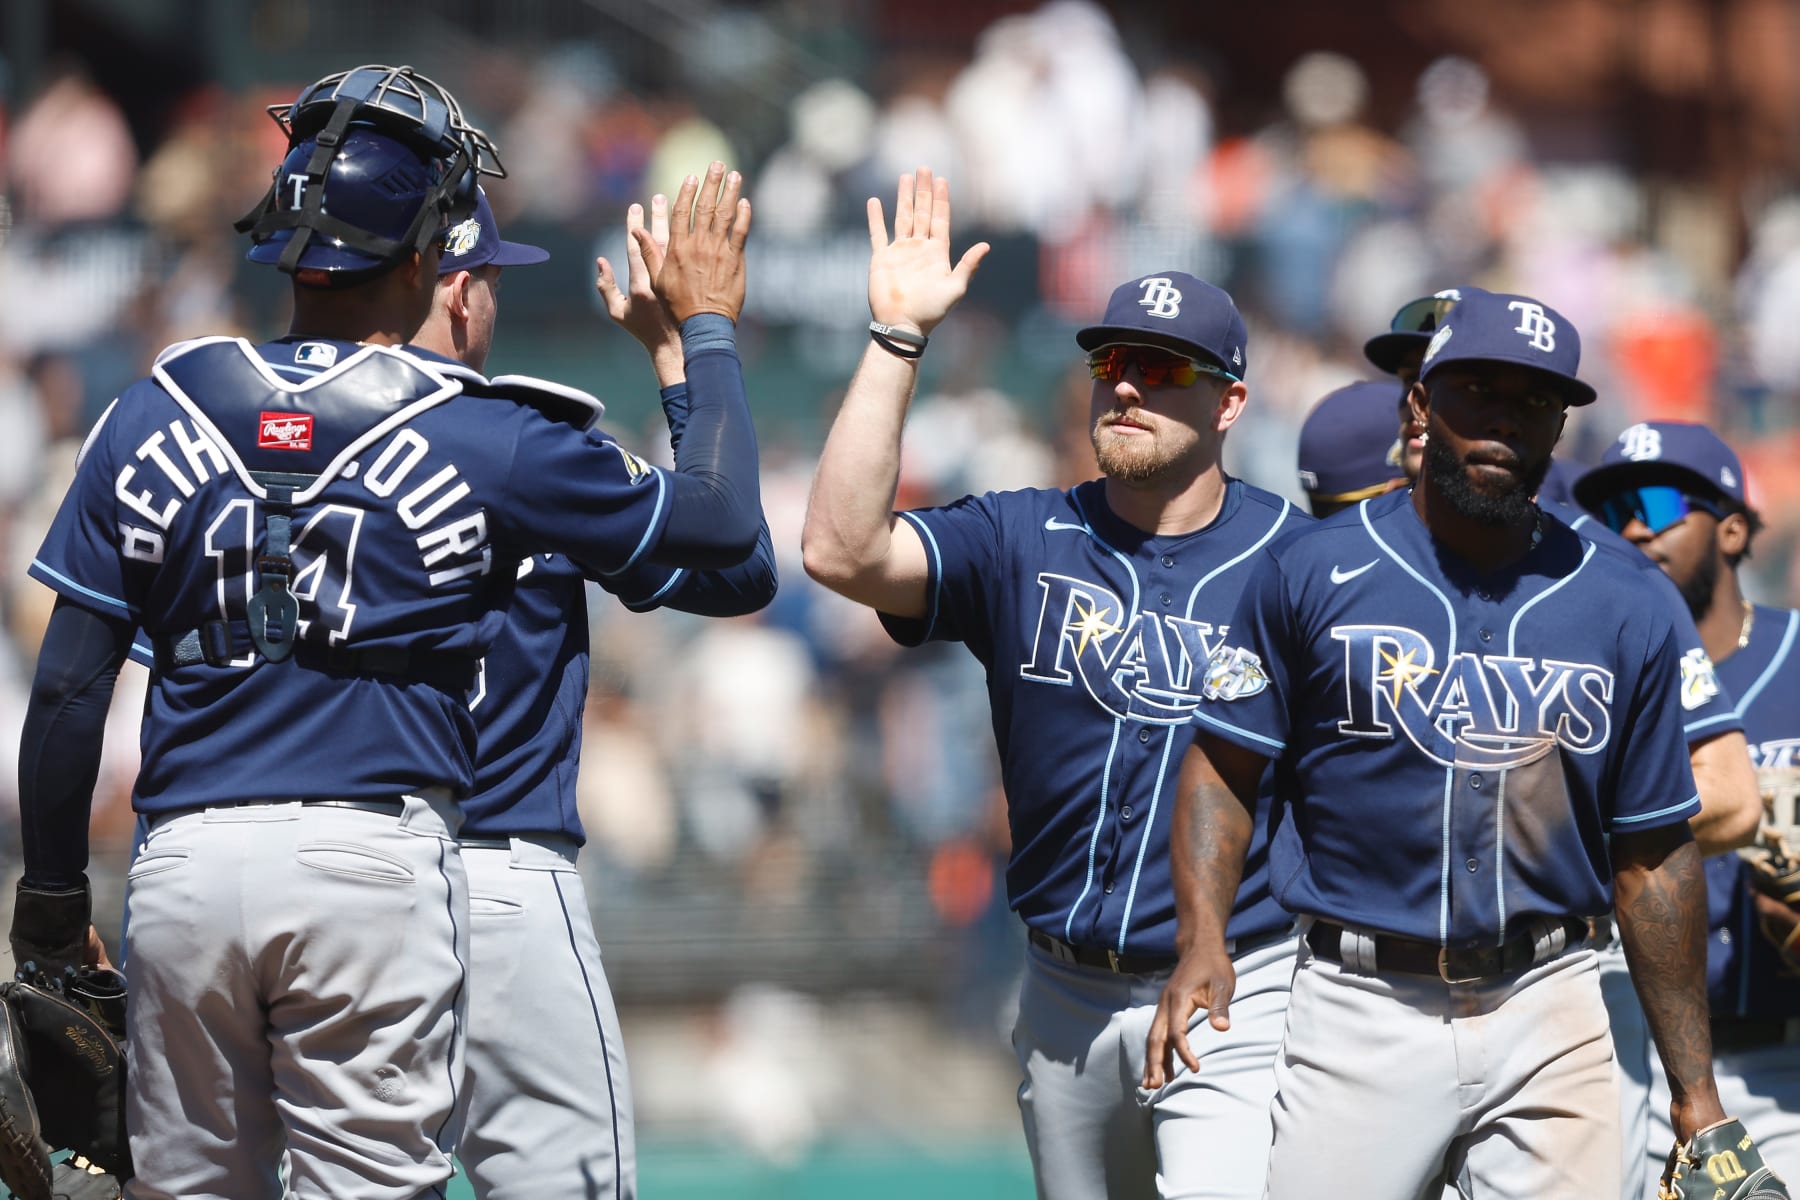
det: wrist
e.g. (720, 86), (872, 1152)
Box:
(869, 321), (928, 360)
(650, 344), (686, 388)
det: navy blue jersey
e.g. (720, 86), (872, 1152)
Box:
(1196, 489), (1699, 945)
(1710, 603), (1800, 1019)
(1545, 498), (1741, 744)
(880, 478), (1309, 955)
(35, 336), (707, 816)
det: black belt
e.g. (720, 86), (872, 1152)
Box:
(1027, 926), (1291, 976)
(148, 798), (407, 828)
(1307, 918), (1590, 983)
(1588, 915), (1615, 951)
(1710, 1017), (1800, 1054)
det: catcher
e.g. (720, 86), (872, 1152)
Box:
(0, 962), (130, 1200)
(1575, 422), (1800, 1193)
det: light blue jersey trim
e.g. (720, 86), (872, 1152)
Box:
(30, 561), (135, 615)
(1734, 609), (1800, 717)
(1612, 795), (1701, 827)
(266, 362), (325, 378)
(1184, 498), (1291, 614)
(1065, 720), (1122, 941)
(1190, 708), (1285, 752)
(1116, 727), (1178, 953)
(1439, 767), (1454, 943)
(622, 568), (687, 610)
(898, 511), (943, 639)
(1683, 711), (1741, 737)
(604, 468), (670, 575)
(1493, 770), (1507, 946)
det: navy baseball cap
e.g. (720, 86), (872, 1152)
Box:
(436, 187), (548, 274)
(1363, 287), (1485, 375)
(1297, 381), (1407, 502)
(1571, 421), (1749, 511)
(1076, 271), (1248, 380)
(1417, 289), (1595, 406)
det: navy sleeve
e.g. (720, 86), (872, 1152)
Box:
(660, 381), (690, 447)
(647, 315), (761, 568)
(877, 494), (1005, 650)
(1189, 551), (1295, 760)
(1609, 614), (1704, 832)
(18, 599), (136, 888)
(606, 521), (777, 615)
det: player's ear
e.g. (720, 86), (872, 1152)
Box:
(1718, 510), (1750, 559)
(1405, 380), (1429, 431)
(1214, 380), (1249, 433)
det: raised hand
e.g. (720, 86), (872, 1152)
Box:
(866, 167), (990, 339)
(638, 162), (752, 324)
(597, 193), (682, 380)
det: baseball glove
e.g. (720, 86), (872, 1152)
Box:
(1660, 1118), (1790, 1199)
(1746, 830), (1800, 972)
(0, 970), (130, 1200)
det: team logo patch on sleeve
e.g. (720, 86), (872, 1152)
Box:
(1678, 646), (1722, 711)
(259, 411), (314, 451)
(443, 217), (481, 257)
(610, 443), (652, 483)
(1203, 645), (1269, 701)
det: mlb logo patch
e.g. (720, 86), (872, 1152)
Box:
(259, 411), (314, 452)
(295, 342), (338, 368)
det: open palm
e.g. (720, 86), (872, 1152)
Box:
(867, 167), (989, 337)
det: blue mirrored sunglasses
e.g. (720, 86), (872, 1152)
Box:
(1596, 486), (1723, 535)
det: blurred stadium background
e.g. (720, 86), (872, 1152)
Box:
(4, 0), (1800, 1192)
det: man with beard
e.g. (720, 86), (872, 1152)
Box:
(803, 169), (1308, 1199)
(1149, 290), (1762, 1196)
(1575, 421), (1800, 1190)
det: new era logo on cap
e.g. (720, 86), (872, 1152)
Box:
(1077, 270), (1249, 379)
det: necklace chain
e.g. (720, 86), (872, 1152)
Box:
(1740, 599), (1756, 650)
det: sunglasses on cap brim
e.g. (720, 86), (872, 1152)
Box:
(1596, 486), (1725, 536)
(1087, 344), (1239, 387)
(1388, 295), (1460, 334)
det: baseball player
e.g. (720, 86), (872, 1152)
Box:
(10, 64), (763, 1200)
(1361, 291), (1762, 1198)
(802, 168), (1309, 1200)
(1575, 420), (1800, 1189)
(408, 188), (774, 1199)
(1150, 289), (1751, 1197)
(1295, 380), (1408, 517)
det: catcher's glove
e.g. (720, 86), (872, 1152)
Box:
(0, 970), (130, 1200)
(1660, 1118), (1790, 1200)
(1746, 830), (1800, 972)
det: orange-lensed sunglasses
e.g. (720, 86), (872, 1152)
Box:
(1086, 344), (1238, 388)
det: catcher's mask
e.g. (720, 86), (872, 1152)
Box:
(237, 64), (505, 285)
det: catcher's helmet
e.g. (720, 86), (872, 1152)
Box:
(237, 64), (505, 283)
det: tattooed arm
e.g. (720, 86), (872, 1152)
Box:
(1613, 822), (1727, 1142)
(1142, 732), (1268, 1088)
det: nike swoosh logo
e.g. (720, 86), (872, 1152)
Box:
(1045, 517), (1087, 533)
(1330, 560), (1377, 584)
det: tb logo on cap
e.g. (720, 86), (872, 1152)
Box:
(1618, 423), (1663, 461)
(1508, 301), (1557, 352)
(1139, 277), (1182, 319)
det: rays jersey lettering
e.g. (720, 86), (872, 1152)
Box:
(1021, 573), (1240, 723)
(1332, 625), (1613, 768)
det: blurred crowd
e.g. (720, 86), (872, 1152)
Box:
(5, 0), (1800, 1156)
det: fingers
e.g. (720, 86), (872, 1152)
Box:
(930, 175), (952, 244)
(867, 197), (889, 252)
(1142, 1011), (1170, 1090)
(711, 169), (743, 235)
(728, 195), (752, 253)
(1175, 1007), (1204, 1075)
(692, 161), (725, 232)
(912, 166), (934, 240)
(595, 256), (628, 319)
(893, 172), (914, 243)
(650, 193), (670, 251)
(952, 241), (991, 288)
(669, 171), (701, 239)
(630, 225), (666, 279)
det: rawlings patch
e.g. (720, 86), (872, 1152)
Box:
(258, 411), (314, 452)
